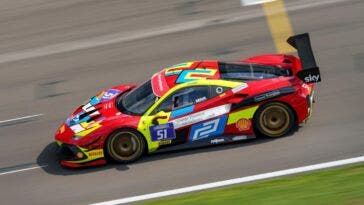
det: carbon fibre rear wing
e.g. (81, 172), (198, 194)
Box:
(287, 33), (321, 83)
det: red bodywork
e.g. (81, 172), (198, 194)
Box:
(55, 54), (314, 168)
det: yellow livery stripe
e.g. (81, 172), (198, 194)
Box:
(227, 106), (259, 125)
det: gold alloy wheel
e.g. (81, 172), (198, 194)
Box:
(108, 131), (143, 162)
(258, 103), (291, 137)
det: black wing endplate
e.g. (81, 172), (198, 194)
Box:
(287, 33), (321, 84)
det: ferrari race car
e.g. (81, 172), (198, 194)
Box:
(55, 33), (321, 167)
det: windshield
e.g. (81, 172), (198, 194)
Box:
(219, 62), (291, 81)
(117, 80), (158, 115)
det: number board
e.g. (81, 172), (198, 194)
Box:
(150, 123), (176, 141)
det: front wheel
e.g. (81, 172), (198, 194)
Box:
(105, 129), (145, 163)
(253, 102), (295, 138)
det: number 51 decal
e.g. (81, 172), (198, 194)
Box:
(150, 123), (176, 141)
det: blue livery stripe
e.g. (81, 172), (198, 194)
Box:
(170, 105), (194, 118)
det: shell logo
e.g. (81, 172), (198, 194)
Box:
(236, 118), (251, 131)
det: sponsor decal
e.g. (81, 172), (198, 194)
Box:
(88, 150), (103, 157)
(232, 135), (248, 141)
(66, 92), (106, 134)
(235, 118), (251, 131)
(210, 138), (225, 144)
(304, 74), (320, 83)
(75, 122), (102, 137)
(297, 67), (321, 84)
(90, 96), (101, 106)
(103, 102), (113, 109)
(171, 104), (231, 129)
(216, 87), (223, 94)
(67, 112), (88, 126)
(189, 115), (227, 141)
(101, 89), (120, 101)
(67, 106), (100, 127)
(88, 89), (116, 107)
(254, 90), (280, 102)
(69, 117), (103, 134)
(232, 83), (248, 93)
(159, 140), (172, 145)
(82, 103), (96, 112)
(89, 110), (100, 117)
(151, 72), (170, 97)
(157, 73), (164, 92)
(65, 94), (106, 133)
(195, 96), (207, 103)
(302, 83), (311, 93)
(150, 123), (176, 141)
(70, 124), (85, 133)
(82, 121), (96, 129)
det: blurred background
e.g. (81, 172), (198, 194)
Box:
(0, 0), (363, 204)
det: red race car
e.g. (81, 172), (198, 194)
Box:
(55, 33), (321, 167)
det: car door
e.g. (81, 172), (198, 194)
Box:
(149, 85), (231, 149)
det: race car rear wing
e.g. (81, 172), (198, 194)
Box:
(287, 33), (321, 83)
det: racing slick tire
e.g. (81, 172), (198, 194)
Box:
(253, 102), (295, 138)
(105, 129), (146, 163)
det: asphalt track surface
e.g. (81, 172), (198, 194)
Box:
(0, 0), (363, 204)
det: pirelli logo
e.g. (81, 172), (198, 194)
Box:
(88, 150), (103, 157)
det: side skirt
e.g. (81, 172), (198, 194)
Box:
(154, 135), (256, 153)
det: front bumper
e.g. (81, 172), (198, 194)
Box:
(56, 141), (106, 168)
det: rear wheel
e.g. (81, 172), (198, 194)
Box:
(105, 129), (145, 163)
(254, 102), (295, 138)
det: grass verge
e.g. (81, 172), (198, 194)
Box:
(138, 163), (364, 205)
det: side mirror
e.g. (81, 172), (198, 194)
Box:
(152, 111), (168, 125)
(227, 93), (248, 104)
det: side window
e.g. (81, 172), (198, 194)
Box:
(152, 86), (208, 115)
(173, 86), (210, 107)
(153, 95), (174, 114)
(151, 85), (230, 115)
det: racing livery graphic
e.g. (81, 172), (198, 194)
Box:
(55, 33), (321, 167)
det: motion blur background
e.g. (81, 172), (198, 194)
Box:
(0, 0), (363, 204)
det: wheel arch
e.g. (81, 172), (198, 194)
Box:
(270, 100), (299, 126)
(103, 126), (148, 161)
(252, 100), (298, 137)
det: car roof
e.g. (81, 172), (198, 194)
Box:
(151, 61), (221, 97)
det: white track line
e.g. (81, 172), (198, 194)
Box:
(0, 114), (44, 126)
(0, 165), (47, 176)
(241, 0), (276, 6)
(0, 0), (350, 64)
(90, 155), (364, 205)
